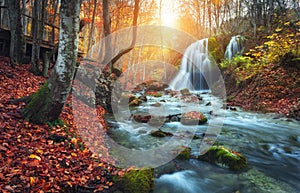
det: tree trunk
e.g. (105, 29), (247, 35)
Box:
(88, 0), (97, 50)
(102, 0), (113, 69)
(31, 0), (41, 75)
(23, 0), (81, 123)
(7, 0), (25, 67)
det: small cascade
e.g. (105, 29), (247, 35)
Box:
(169, 38), (212, 91)
(224, 35), (245, 60)
(154, 170), (206, 193)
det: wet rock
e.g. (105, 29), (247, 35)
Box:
(138, 95), (148, 102)
(145, 91), (163, 97)
(175, 146), (191, 160)
(198, 146), (247, 171)
(226, 105), (237, 111)
(151, 102), (162, 107)
(129, 98), (142, 107)
(205, 102), (211, 106)
(181, 111), (207, 125)
(113, 167), (154, 193)
(138, 130), (147, 134)
(196, 93), (203, 100)
(132, 113), (152, 123)
(150, 129), (173, 138)
(180, 88), (191, 95)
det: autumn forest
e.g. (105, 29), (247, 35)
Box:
(0, 0), (300, 192)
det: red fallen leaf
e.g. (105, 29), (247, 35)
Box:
(0, 173), (5, 180)
(0, 145), (8, 151)
(26, 159), (40, 167)
(4, 185), (15, 192)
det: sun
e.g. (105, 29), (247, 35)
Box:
(161, 12), (177, 27)
(156, 0), (179, 27)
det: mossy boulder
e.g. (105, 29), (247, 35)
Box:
(180, 88), (191, 95)
(181, 111), (207, 125)
(150, 129), (173, 138)
(175, 146), (191, 160)
(198, 146), (247, 171)
(129, 98), (142, 107)
(114, 167), (154, 193)
(145, 91), (163, 97)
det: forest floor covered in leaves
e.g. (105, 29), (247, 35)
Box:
(225, 62), (300, 120)
(0, 56), (125, 192)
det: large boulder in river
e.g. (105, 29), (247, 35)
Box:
(198, 146), (247, 171)
(181, 111), (207, 125)
(132, 113), (152, 123)
(180, 88), (191, 95)
(150, 129), (173, 138)
(113, 167), (154, 193)
(175, 146), (192, 160)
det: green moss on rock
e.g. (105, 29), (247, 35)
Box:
(22, 82), (51, 123)
(198, 146), (247, 171)
(150, 129), (173, 138)
(115, 167), (154, 193)
(175, 146), (191, 160)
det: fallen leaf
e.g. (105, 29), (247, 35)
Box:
(29, 154), (41, 161)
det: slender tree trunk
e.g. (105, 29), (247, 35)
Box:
(102, 0), (113, 68)
(31, 0), (39, 74)
(7, 0), (25, 67)
(88, 0), (97, 50)
(23, 0), (81, 123)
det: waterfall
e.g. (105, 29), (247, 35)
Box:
(169, 38), (212, 91)
(224, 35), (244, 60)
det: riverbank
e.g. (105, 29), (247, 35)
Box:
(0, 57), (121, 192)
(223, 62), (300, 120)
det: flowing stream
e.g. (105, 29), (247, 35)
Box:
(107, 91), (300, 193)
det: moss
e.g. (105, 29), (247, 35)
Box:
(114, 167), (154, 193)
(150, 129), (173, 138)
(198, 146), (247, 171)
(175, 146), (191, 160)
(145, 91), (163, 97)
(22, 82), (51, 123)
(129, 98), (142, 106)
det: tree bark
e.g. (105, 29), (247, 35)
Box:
(23, 0), (81, 123)
(31, 0), (42, 75)
(102, 0), (113, 68)
(7, 0), (25, 67)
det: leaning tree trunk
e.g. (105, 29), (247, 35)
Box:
(7, 0), (25, 67)
(23, 0), (81, 123)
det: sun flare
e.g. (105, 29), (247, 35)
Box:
(157, 0), (179, 27)
(161, 12), (177, 27)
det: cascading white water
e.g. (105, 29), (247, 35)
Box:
(169, 38), (212, 91)
(224, 35), (244, 60)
